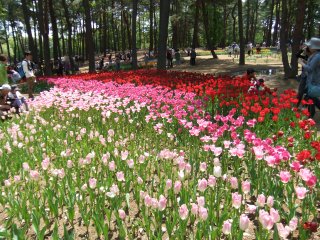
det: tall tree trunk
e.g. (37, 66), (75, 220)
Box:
(60, 24), (66, 56)
(157, 0), (171, 70)
(61, 0), (74, 71)
(42, 0), (52, 75)
(48, 0), (59, 60)
(272, 0), (280, 45)
(280, 0), (291, 78)
(245, 0), (250, 43)
(201, 0), (217, 59)
(238, 0), (245, 65)
(10, 22), (17, 62)
(231, 3), (237, 43)
(192, 0), (200, 48)
(306, 0), (315, 39)
(124, 11), (132, 51)
(3, 21), (11, 62)
(251, 1), (259, 43)
(154, 10), (158, 54)
(102, 8), (107, 55)
(149, 0), (154, 52)
(289, 0), (306, 77)
(171, 0), (179, 50)
(120, 1), (126, 51)
(221, 1), (228, 48)
(132, 0), (138, 69)
(83, 0), (95, 72)
(266, 0), (275, 46)
(21, 0), (38, 62)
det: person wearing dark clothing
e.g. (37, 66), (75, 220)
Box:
(190, 49), (196, 66)
(299, 38), (320, 118)
(296, 47), (310, 108)
(99, 57), (105, 71)
(167, 50), (173, 68)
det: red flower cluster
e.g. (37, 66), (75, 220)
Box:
(46, 70), (252, 97)
(303, 221), (318, 232)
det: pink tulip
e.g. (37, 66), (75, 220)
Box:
(222, 219), (232, 235)
(232, 192), (242, 209)
(259, 210), (274, 230)
(197, 178), (208, 192)
(241, 180), (250, 194)
(81, 184), (88, 191)
(151, 198), (158, 209)
(247, 204), (257, 214)
(116, 171), (125, 182)
(41, 158), (50, 170)
(158, 195), (167, 211)
(262, 195), (272, 208)
(166, 179), (172, 189)
(191, 203), (198, 215)
(144, 194), (152, 207)
(198, 207), (208, 221)
(213, 166), (222, 177)
(295, 186), (308, 199)
(108, 161), (116, 171)
(288, 216), (298, 231)
(276, 223), (291, 239)
(22, 162), (30, 171)
(4, 179), (11, 187)
(118, 209), (126, 220)
(127, 159), (134, 168)
(299, 168), (312, 181)
(270, 208), (280, 223)
(197, 196), (205, 207)
(13, 175), (21, 183)
(179, 204), (189, 220)
(290, 161), (301, 172)
(89, 178), (97, 189)
(67, 160), (73, 168)
(229, 177), (238, 189)
(30, 170), (40, 180)
(174, 181), (182, 194)
(208, 175), (216, 187)
(256, 194), (266, 207)
(199, 162), (207, 172)
(279, 171), (291, 183)
(185, 163), (192, 173)
(137, 177), (143, 185)
(239, 214), (250, 231)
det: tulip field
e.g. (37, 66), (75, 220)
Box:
(0, 70), (319, 239)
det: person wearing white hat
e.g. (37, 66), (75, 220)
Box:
(299, 37), (320, 117)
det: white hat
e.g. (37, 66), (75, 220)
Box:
(305, 37), (320, 50)
(0, 84), (11, 90)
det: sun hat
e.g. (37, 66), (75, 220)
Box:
(305, 38), (320, 50)
(0, 84), (11, 90)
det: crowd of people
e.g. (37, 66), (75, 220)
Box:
(0, 51), (36, 119)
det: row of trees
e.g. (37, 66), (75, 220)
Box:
(0, 0), (319, 76)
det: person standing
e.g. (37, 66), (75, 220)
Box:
(22, 51), (36, 99)
(115, 54), (121, 71)
(175, 50), (181, 65)
(0, 55), (9, 85)
(299, 38), (320, 118)
(190, 49), (196, 66)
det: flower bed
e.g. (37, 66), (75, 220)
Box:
(0, 71), (319, 239)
